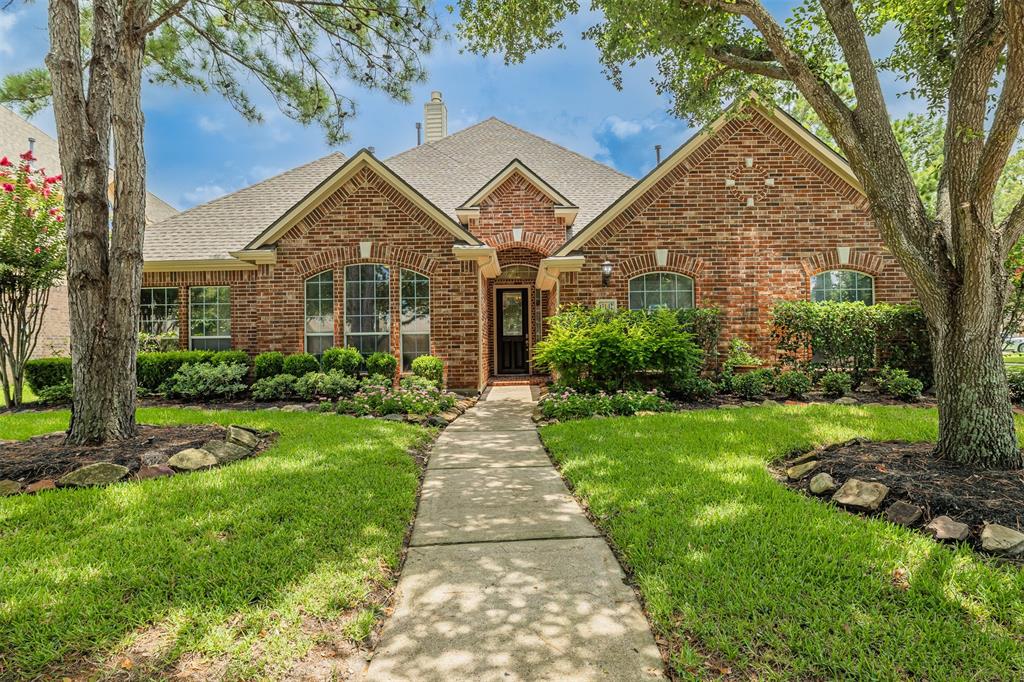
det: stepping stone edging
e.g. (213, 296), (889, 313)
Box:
(1, 424), (271, 497)
(778, 438), (1023, 560)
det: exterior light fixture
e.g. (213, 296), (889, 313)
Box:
(601, 260), (613, 286)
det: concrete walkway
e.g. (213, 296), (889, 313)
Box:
(366, 385), (663, 681)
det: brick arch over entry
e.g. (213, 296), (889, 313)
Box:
(294, 244), (439, 279)
(490, 231), (562, 256)
(799, 249), (884, 278)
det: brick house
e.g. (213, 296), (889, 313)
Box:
(141, 93), (913, 390)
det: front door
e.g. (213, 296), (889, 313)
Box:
(496, 288), (529, 374)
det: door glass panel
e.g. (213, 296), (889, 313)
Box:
(502, 292), (523, 336)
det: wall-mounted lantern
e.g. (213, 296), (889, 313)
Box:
(601, 260), (613, 287)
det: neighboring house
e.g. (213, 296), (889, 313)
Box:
(141, 92), (913, 390)
(0, 105), (179, 358)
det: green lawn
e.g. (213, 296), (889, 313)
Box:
(0, 408), (430, 679)
(541, 405), (1024, 680)
(1005, 352), (1024, 370)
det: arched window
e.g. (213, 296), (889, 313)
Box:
(628, 272), (695, 311)
(400, 270), (430, 370)
(811, 270), (874, 305)
(345, 264), (390, 354)
(305, 271), (334, 355)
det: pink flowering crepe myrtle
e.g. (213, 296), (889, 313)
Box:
(0, 150), (66, 286)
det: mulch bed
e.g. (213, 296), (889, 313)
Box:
(775, 439), (1024, 553)
(0, 424), (225, 484)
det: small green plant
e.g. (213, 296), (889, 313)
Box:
(410, 355), (444, 386)
(731, 368), (773, 400)
(283, 352), (319, 377)
(819, 371), (853, 398)
(36, 381), (73, 405)
(295, 371), (359, 400)
(253, 352), (285, 380)
(400, 375), (438, 391)
(321, 347), (363, 376)
(251, 373), (298, 401)
(336, 382), (457, 416)
(877, 366), (924, 401)
(137, 330), (179, 353)
(366, 352), (398, 378)
(161, 362), (248, 401)
(672, 374), (718, 401)
(774, 369), (812, 399)
(538, 388), (673, 421)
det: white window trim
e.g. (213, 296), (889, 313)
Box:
(809, 269), (876, 305)
(304, 270), (335, 354)
(343, 263), (392, 353)
(399, 268), (431, 370)
(188, 286), (232, 350)
(627, 271), (696, 311)
(140, 286), (180, 336)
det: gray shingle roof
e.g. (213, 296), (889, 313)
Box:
(386, 118), (635, 230)
(143, 152), (347, 261)
(0, 105), (179, 224)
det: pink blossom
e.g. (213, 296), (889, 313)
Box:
(33, 247), (41, 254)
(19, 150), (35, 162)
(2, 183), (12, 192)
(0, 157), (11, 167)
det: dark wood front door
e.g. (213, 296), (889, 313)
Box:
(496, 288), (529, 374)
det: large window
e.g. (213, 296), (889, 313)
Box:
(628, 272), (695, 311)
(345, 264), (390, 355)
(189, 286), (231, 350)
(305, 271), (334, 355)
(400, 270), (430, 370)
(140, 287), (179, 336)
(811, 270), (874, 305)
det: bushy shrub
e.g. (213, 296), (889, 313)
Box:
(1008, 370), (1024, 404)
(321, 347), (362, 376)
(136, 351), (213, 391)
(366, 352), (398, 379)
(37, 381), (73, 405)
(360, 374), (392, 391)
(731, 368), (773, 400)
(534, 306), (702, 392)
(677, 307), (723, 369)
(251, 373), (298, 401)
(253, 352), (285, 380)
(400, 375), (439, 391)
(209, 350), (249, 367)
(819, 371), (853, 398)
(336, 382), (456, 416)
(874, 304), (932, 387)
(538, 388), (672, 421)
(774, 369), (812, 399)
(719, 339), (762, 390)
(295, 371), (359, 400)
(877, 366), (924, 401)
(283, 352), (319, 377)
(161, 362), (248, 401)
(411, 355), (444, 386)
(673, 374), (718, 401)
(24, 357), (72, 393)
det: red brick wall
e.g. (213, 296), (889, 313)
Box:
(144, 166), (484, 389)
(558, 111), (915, 360)
(470, 172), (567, 256)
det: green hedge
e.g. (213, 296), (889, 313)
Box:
(283, 353), (319, 377)
(24, 357), (73, 393)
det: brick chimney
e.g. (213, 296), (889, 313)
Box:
(423, 91), (447, 144)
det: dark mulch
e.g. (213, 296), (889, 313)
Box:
(777, 439), (1024, 539)
(0, 424), (226, 484)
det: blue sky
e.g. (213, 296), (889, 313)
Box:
(0, 2), (919, 211)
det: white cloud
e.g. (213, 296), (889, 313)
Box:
(197, 115), (225, 133)
(0, 13), (19, 56)
(603, 116), (645, 139)
(183, 184), (229, 205)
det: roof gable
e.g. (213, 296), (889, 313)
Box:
(554, 97), (864, 256)
(247, 149), (481, 249)
(455, 159), (579, 224)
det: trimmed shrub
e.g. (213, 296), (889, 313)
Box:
(209, 350), (249, 367)
(774, 369), (812, 399)
(731, 368), (773, 400)
(160, 362), (247, 401)
(874, 304), (932, 387)
(677, 307), (723, 369)
(24, 357), (72, 393)
(137, 351), (213, 391)
(253, 352), (285, 380)
(283, 353), (319, 377)
(321, 347), (363, 376)
(1008, 370), (1024, 404)
(37, 381), (73, 406)
(819, 371), (853, 398)
(411, 355), (444, 386)
(295, 371), (359, 400)
(366, 352), (398, 379)
(251, 373), (298, 401)
(877, 366), (924, 401)
(538, 388), (673, 421)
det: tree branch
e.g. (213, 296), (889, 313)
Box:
(708, 46), (789, 80)
(142, 0), (190, 35)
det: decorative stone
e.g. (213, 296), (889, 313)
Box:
(833, 396), (859, 405)
(980, 524), (1024, 556)
(832, 478), (889, 511)
(200, 440), (250, 464)
(719, 404), (741, 410)
(381, 413), (405, 422)
(426, 415), (448, 428)
(808, 472), (836, 495)
(406, 413), (428, 424)
(60, 462), (129, 487)
(135, 465), (175, 481)
(0, 479), (22, 496)
(226, 425), (260, 450)
(925, 515), (970, 542)
(167, 448), (218, 471)
(790, 450), (817, 465)
(280, 404), (306, 412)
(24, 479), (56, 494)
(139, 450), (169, 467)
(741, 401), (759, 407)
(761, 399), (781, 407)
(786, 460), (818, 480)
(441, 411), (460, 423)
(884, 501), (923, 526)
